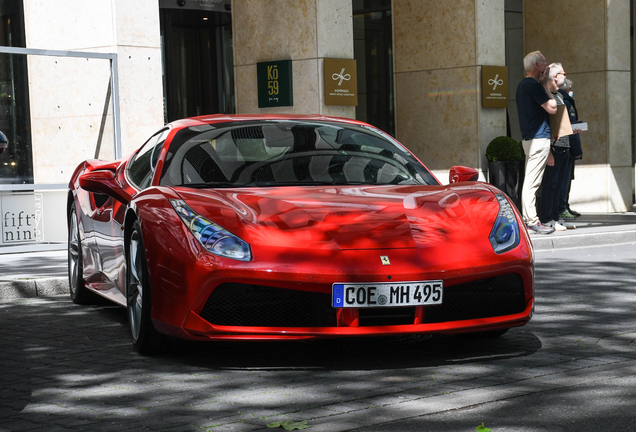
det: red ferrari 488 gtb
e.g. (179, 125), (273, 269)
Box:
(68, 115), (534, 354)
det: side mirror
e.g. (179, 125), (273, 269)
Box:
(79, 170), (132, 204)
(449, 166), (479, 184)
(0, 131), (8, 155)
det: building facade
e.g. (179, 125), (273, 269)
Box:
(0, 0), (634, 250)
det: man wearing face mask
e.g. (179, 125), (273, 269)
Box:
(516, 51), (557, 235)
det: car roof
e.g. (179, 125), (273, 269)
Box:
(168, 114), (371, 130)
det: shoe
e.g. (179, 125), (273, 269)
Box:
(527, 223), (555, 235)
(559, 209), (577, 220)
(558, 218), (576, 229)
(568, 208), (581, 217)
(545, 220), (567, 231)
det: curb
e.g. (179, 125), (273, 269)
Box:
(0, 277), (69, 300)
(1, 228), (635, 300)
(531, 229), (636, 251)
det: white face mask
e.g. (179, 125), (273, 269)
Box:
(568, 91), (574, 97)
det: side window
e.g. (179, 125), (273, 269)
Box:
(127, 129), (170, 190)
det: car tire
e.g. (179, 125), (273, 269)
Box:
(127, 221), (165, 355)
(68, 205), (95, 305)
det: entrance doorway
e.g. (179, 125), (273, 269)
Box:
(160, 5), (234, 122)
(353, 0), (394, 136)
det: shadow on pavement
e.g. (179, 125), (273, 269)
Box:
(163, 330), (542, 371)
(1, 256), (635, 431)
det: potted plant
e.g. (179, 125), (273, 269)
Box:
(486, 136), (525, 211)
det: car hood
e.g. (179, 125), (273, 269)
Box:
(172, 184), (501, 250)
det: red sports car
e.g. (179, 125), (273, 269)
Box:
(68, 114), (534, 354)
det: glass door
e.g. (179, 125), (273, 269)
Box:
(170, 27), (202, 119)
(160, 8), (234, 122)
(0, 0), (33, 184)
(353, 0), (394, 136)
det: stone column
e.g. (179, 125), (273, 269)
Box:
(525, 0), (633, 212)
(393, 0), (506, 182)
(232, 0), (355, 118)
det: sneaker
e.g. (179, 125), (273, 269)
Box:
(558, 218), (576, 229)
(568, 208), (582, 217)
(527, 223), (555, 235)
(559, 209), (577, 220)
(545, 220), (567, 231)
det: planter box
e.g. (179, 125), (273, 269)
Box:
(488, 160), (525, 212)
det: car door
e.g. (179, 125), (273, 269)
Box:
(92, 129), (170, 295)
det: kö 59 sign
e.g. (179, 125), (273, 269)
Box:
(267, 65), (279, 96)
(257, 60), (293, 108)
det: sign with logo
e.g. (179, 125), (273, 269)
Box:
(1, 193), (44, 244)
(257, 60), (293, 108)
(481, 65), (508, 108)
(324, 58), (358, 106)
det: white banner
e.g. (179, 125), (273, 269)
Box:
(1, 193), (45, 244)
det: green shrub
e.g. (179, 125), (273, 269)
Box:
(486, 136), (525, 162)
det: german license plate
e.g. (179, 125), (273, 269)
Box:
(332, 281), (443, 308)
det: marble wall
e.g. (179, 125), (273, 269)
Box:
(525, 0), (634, 212)
(232, 0), (355, 118)
(393, 0), (506, 181)
(23, 0), (164, 184)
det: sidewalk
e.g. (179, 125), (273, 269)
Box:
(1, 212), (635, 301)
(529, 211), (636, 250)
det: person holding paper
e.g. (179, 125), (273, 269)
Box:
(516, 51), (557, 235)
(539, 63), (575, 231)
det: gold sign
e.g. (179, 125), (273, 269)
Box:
(481, 66), (509, 108)
(324, 58), (358, 106)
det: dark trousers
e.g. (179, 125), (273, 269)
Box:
(539, 148), (570, 223)
(558, 153), (575, 214)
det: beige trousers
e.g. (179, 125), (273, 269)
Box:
(521, 138), (551, 227)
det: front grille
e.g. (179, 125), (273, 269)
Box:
(200, 283), (335, 327)
(423, 273), (526, 323)
(199, 273), (526, 328)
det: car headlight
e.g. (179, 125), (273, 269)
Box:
(488, 193), (520, 254)
(169, 199), (252, 261)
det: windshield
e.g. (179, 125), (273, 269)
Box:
(159, 120), (439, 188)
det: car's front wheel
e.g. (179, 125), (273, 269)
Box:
(127, 221), (165, 354)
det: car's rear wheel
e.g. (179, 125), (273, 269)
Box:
(68, 206), (94, 304)
(127, 221), (165, 354)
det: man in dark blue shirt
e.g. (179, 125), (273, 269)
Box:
(516, 51), (557, 234)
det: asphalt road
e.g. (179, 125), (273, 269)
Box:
(1, 243), (636, 431)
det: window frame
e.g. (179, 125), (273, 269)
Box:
(126, 128), (170, 191)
